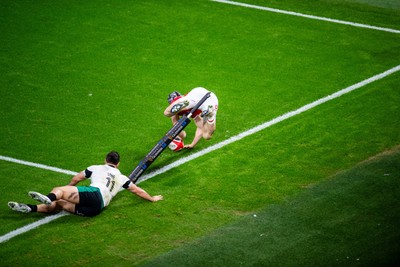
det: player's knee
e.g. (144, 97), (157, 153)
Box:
(203, 134), (211, 140)
(56, 200), (75, 213)
(40, 202), (56, 213)
(52, 187), (64, 196)
(179, 131), (187, 139)
(42, 205), (51, 212)
(203, 131), (214, 140)
(51, 187), (60, 197)
(203, 125), (215, 140)
(51, 186), (68, 200)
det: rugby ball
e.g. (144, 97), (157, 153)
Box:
(168, 138), (184, 151)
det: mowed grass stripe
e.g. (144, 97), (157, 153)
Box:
(144, 145), (400, 266)
(2, 64), (399, 243)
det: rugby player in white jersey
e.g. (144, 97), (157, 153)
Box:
(164, 87), (219, 149)
(8, 151), (163, 217)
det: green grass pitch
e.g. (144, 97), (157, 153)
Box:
(0, 0), (399, 266)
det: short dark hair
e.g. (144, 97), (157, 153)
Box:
(106, 151), (120, 165)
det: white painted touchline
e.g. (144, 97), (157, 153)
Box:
(0, 211), (70, 243)
(1, 64), (399, 243)
(0, 155), (78, 176)
(0, 156), (77, 243)
(211, 0), (400, 34)
(1, 0), (399, 244)
(138, 64), (400, 182)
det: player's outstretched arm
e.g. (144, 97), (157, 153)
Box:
(184, 116), (204, 149)
(68, 171), (87, 186)
(184, 127), (202, 149)
(128, 184), (163, 202)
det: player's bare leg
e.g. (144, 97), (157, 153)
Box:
(201, 106), (216, 140)
(50, 186), (80, 204)
(36, 201), (64, 213)
(178, 130), (187, 140)
(53, 199), (76, 213)
(202, 121), (216, 140)
(8, 200), (68, 214)
(29, 186), (80, 206)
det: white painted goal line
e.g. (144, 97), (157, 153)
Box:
(211, 0), (400, 34)
(1, 64), (399, 243)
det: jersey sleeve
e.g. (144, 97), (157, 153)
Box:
(121, 175), (132, 189)
(84, 167), (93, 178)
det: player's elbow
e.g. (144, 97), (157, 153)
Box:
(129, 184), (145, 196)
(129, 186), (139, 195)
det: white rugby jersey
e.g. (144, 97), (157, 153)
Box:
(175, 87), (218, 119)
(84, 164), (132, 207)
(185, 87), (218, 112)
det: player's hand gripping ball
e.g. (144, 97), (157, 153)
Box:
(168, 138), (184, 151)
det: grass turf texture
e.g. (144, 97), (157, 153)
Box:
(0, 0), (399, 266)
(144, 146), (400, 267)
